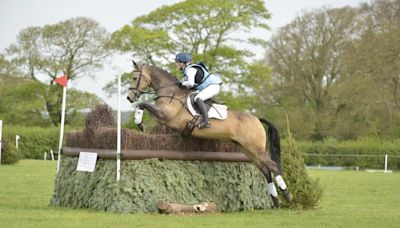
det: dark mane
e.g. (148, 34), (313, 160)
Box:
(145, 65), (190, 97)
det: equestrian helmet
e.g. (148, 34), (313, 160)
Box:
(175, 52), (192, 63)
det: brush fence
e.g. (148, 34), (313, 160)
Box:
(51, 147), (273, 212)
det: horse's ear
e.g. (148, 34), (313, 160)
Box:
(132, 60), (139, 69)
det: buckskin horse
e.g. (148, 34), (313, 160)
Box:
(127, 61), (292, 208)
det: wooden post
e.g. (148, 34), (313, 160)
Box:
(62, 147), (251, 162)
(157, 201), (217, 214)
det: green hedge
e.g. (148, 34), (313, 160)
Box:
(0, 136), (19, 164)
(3, 125), (61, 159)
(291, 138), (400, 170)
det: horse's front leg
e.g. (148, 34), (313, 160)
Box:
(138, 102), (170, 122)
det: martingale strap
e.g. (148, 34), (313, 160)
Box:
(181, 116), (201, 137)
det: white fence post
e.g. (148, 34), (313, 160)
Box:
(50, 149), (54, 160)
(15, 135), (20, 149)
(116, 74), (121, 181)
(384, 154), (388, 174)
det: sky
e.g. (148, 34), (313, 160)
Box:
(0, 0), (366, 111)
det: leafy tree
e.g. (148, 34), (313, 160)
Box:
(0, 76), (102, 127)
(5, 17), (111, 126)
(266, 7), (358, 140)
(0, 77), (50, 126)
(106, 0), (271, 105)
(0, 54), (22, 79)
(339, 0), (400, 138)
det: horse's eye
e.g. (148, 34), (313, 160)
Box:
(133, 77), (138, 81)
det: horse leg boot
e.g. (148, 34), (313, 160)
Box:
(275, 175), (292, 202)
(195, 98), (210, 128)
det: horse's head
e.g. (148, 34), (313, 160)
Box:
(127, 60), (152, 103)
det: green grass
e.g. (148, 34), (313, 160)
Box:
(1, 160), (399, 228)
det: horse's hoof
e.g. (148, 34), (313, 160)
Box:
(283, 189), (292, 202)
(271, 196), (280, 208)
(137, 123), (145, 132)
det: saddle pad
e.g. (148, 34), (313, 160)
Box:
(186, 94), (228, 120)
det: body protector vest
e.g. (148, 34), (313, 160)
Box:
(183, 64), (222, 91)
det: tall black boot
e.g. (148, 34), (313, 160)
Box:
(195, 98), (211, 128)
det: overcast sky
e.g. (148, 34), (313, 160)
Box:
(0, 0), (365, 111)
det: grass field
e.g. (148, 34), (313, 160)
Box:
(0, 160), (399, 228)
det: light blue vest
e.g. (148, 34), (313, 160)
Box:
(184, 64), (222, 91)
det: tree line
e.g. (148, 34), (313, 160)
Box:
(0, 0), (398, 140)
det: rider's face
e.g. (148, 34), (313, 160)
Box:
(175, 61), (186, 71)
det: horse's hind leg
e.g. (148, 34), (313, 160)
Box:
(239, 141), (292, 206)
(257, 162), (280, 208)
(237, 140), (281, 208)
(274, 172), (292, 202)
(261, 156), (292, 203)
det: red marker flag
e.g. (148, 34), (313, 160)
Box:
(54, 75), (68, 87)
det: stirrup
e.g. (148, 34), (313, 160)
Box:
(198, 121), (210, 129)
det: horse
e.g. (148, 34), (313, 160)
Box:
(127, 61), (292, 208)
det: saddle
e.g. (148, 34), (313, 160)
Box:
(182, 92), (228, 136)
(187, 93), (228, 120)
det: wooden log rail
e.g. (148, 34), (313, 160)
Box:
(63, 147), (251, 162)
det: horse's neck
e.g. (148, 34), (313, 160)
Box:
(147, 69), (189, 101)
(150, 75), (174, 92)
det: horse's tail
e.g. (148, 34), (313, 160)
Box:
(259, 118), (282, 173)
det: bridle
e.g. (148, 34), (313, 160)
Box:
(128, 68), (151, 98)
(128, 65), (184, 105)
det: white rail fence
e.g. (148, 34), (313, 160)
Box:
(303, 153), (400, 173)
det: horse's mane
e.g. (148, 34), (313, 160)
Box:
(145, 65), (191, 97)
(145, 65), (179, 83)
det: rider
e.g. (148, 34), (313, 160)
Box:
(175, 52), (222, 128)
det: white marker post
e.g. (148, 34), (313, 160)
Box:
(53, 75), (68, 173)
(15, 135), (20, 149)
(117, 74), (121, 181)
(0, 120), (2, 165)
(57, 86), (67, 172)
(50, 149), (54, 161)
(384, 154), (388, 174)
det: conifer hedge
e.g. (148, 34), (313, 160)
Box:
(0, 137), (19, 164)
(51, 157), (272, 212)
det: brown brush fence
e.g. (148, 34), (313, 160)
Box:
(51, 105), (273, 212)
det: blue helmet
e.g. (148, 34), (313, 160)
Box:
(175, 52), (192, 63)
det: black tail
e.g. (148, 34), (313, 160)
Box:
(259, 118), (282, 173)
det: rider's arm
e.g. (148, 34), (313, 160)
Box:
(181, 67), (197, 88)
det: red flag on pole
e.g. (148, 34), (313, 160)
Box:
(54, 75), (68, 87)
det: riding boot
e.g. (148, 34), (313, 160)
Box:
(195, 98), (211, 128)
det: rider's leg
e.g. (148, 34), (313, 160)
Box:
(194, 84), (221, 128)
(195, 98), (210, 128)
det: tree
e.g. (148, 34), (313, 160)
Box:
(6, 17), (111, 126)
(0, 54), (22, 79)
(0, 76), (102, 127)
(338, 0), (400, 138)
(266, 7), (359, 140)
(0, 77), (50, 126)
(106, 0), (271, 104)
